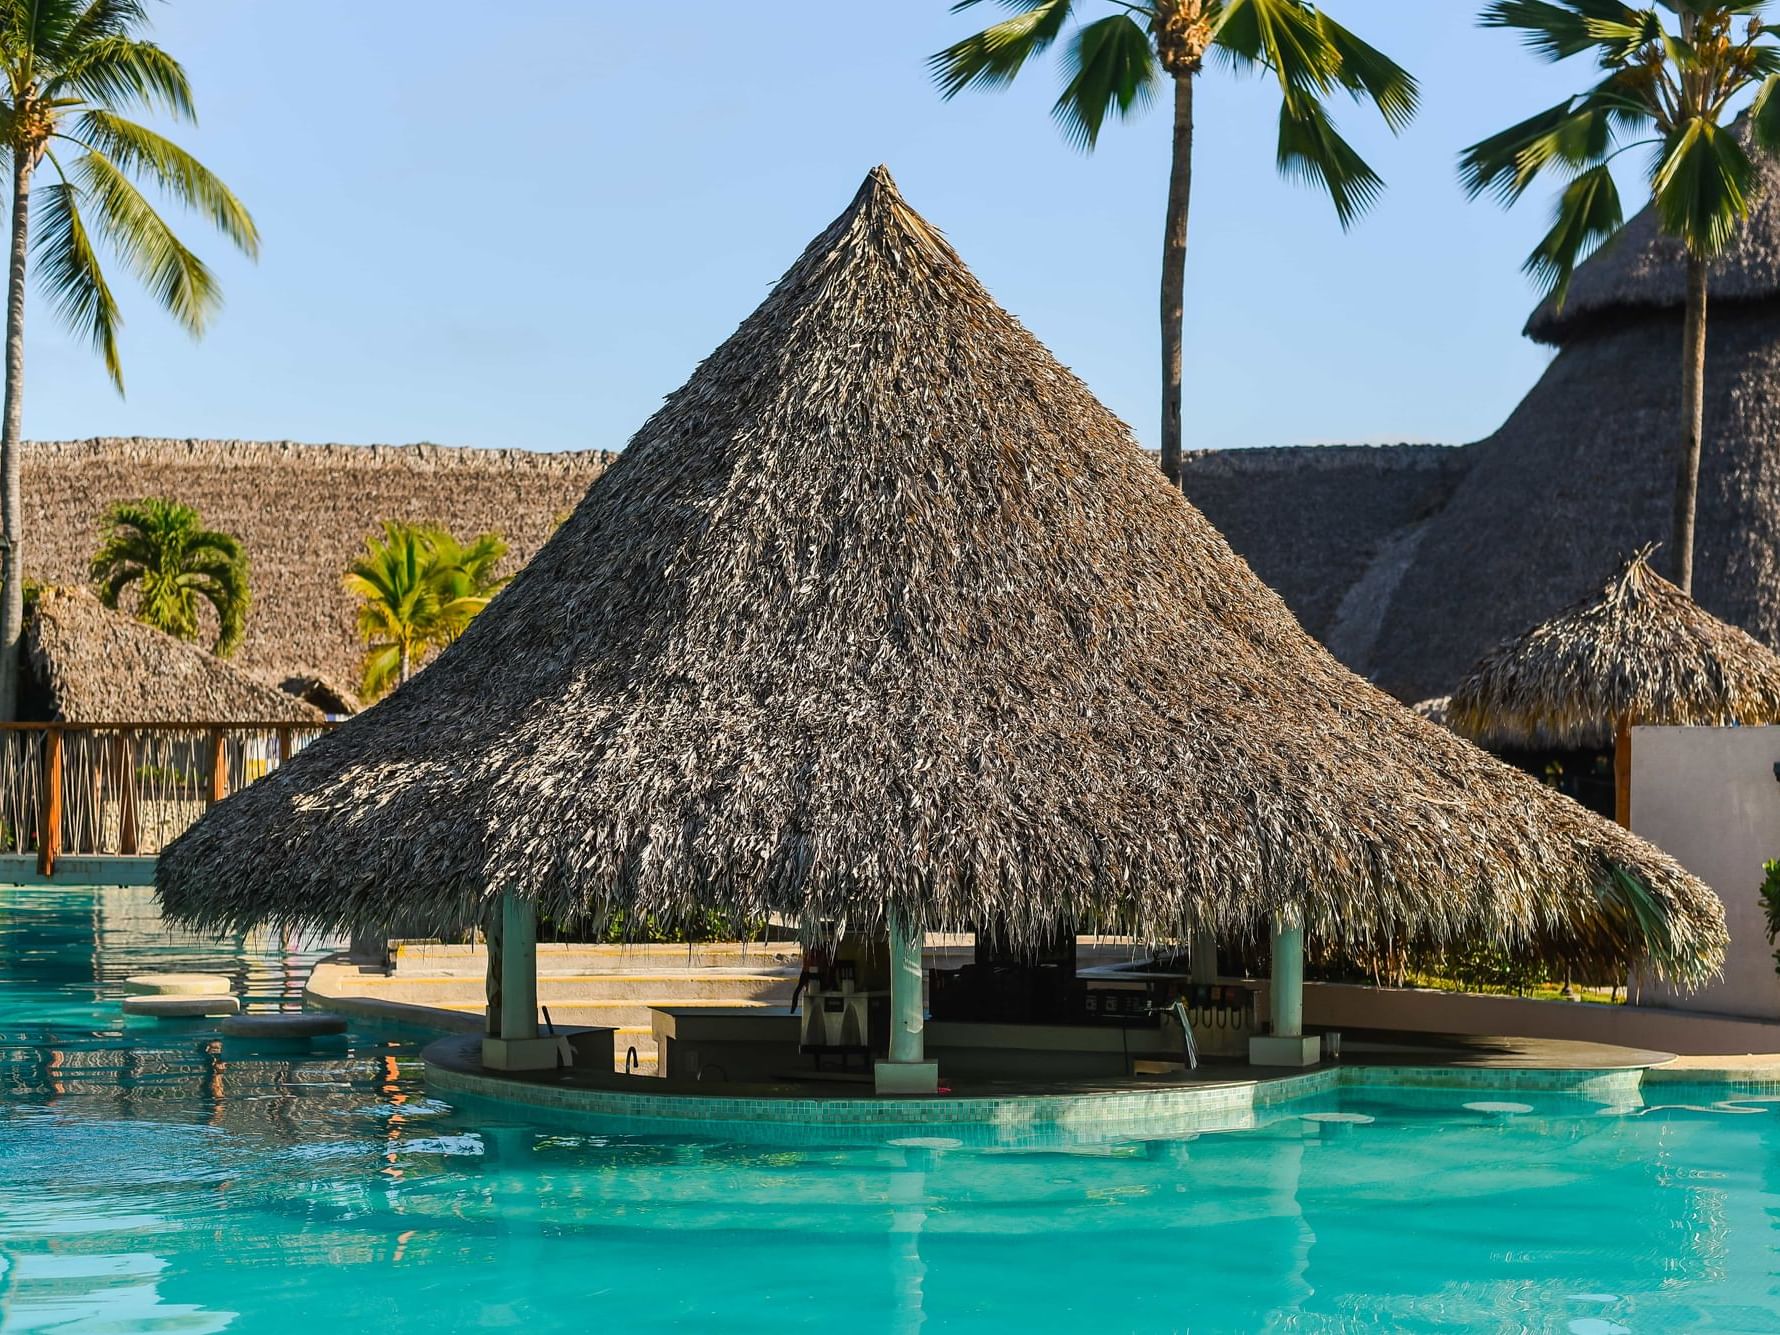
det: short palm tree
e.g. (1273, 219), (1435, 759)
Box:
(1462, 1), (1780, 595)
(931, 0), (1417, 486)
(0, 0), (258, 716)
(344, 522), (509, 698)
(89, 497), (249, 654)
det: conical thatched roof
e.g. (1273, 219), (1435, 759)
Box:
(1527, 119), (1780, 345)
(156, 169), (1724, 983)
(1449, 550), (1780, 751)
(25, 587), (322, 724)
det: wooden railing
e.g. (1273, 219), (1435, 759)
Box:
(0, 722), (339, 875)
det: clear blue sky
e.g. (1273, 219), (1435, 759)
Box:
(25, 2), (1603, 454)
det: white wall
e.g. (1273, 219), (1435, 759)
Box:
(1635, 725), (1780, 1020)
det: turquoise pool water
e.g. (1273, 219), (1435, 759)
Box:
(2, 885), (1779, 1334)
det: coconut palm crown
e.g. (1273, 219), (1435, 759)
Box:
(1461, 1), (1780, 596)
(931, 0), (1416, 488)
(89, 496), (248, 656)
(0, 0), (259, 718)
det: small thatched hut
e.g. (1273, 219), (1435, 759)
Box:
(277, 674), (361, 718)
(25, 587), (322, 724)
(1449, 550), (1780, 824)
(159, 170), (1723, 1083)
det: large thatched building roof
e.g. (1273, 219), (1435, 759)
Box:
(1449, 549), (1780, 751)
(19, 438), (612, 689)
(25, 587), (322, 723)
(1185, 139), (1780, 703)
(158, 169), (1724, 983)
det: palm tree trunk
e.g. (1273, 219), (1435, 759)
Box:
(1159, 72), (1194, 489)
(0, 147), (31, 720)
(1673, 254), (1708, 596)
(399, 642), (411, 686)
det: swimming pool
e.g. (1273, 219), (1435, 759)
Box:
(2, 885), (1777, 1334)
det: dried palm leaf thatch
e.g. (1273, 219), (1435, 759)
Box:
(27, 586), (322, 723)
(156, 169), (1725, 985)
(1449, 549), (1780, 751)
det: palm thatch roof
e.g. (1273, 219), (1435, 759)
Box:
(19, 437), (611, 688)
(156, 168), (1725, 984)
(25, 587), (322, 723)
(1449, 549), (1780, 751)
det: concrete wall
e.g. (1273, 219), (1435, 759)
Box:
(1304, 982), (1780, 1057)
(1634, 725), (1780, 1020)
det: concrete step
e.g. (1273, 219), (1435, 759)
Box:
(390, 942), (801, 977)
(370, 970), (798, 1005)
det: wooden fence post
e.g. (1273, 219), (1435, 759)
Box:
(37, 728), (62, 878)
(208, 728), (228, 807)
(116, 731), (140, 856)
(276, 726), (293, 766)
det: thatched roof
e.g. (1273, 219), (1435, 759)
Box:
(1178, 444), (1467, 645)
(278, 674), (361, 717)
(19, 438), (612, 688)
(1449, 549), (1780, 750)
(25, 587), (322, 723)
(1527, 121), (1780, 346)
(156, 168), (1725, 984)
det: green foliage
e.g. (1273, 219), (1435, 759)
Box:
(344, 521), (509, 699)
(0, 0), (259, 391)
(540, 908), (760, 946)
(1463, 2), (1780, 305)
(89, 497), (249, 655)
(931, 0), (1418, 224)
(1759, 858), (1780, 975)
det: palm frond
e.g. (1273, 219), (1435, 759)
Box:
(1275, 90), (1383, 227)
(1313, 12), (1420, 132)
(1523, 161), (1624, 304)
(1051, 13), (1157, 152)
(30, 176), (121, 389)
(74, 147), (218, 334)
(47, 35), (193, 118)
(929, 0), (1076, 100)
(1652, 116), (1756, 256)
(73, 109), (258, 256)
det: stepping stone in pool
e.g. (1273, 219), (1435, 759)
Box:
(124, 972), (233, 996)
(122, 994), (241, 1018)
(219, 1012), (348, 1039)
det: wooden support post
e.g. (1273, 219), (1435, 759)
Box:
(115, 732), (140, 856)
(37, 728), (62, 878)
(1614, 714), (1632, 830)
(276, 726), (293, 766)
(208, 728), (228, 807)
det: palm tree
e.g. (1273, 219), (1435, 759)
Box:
(932, 0), (1417, 487)
(0, 0), (259, 717)
(422, 527), (509, 645)
(344, 522), (509, 698)
(89, 497), (249, 654)
(1462, 2), (1780, 595)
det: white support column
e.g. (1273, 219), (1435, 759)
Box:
(481, 893), (567, 1071)
(875, 913), (938, 1094)
(1272, 914), (1304, 1039)
(1249, 908), (1320, 1068)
